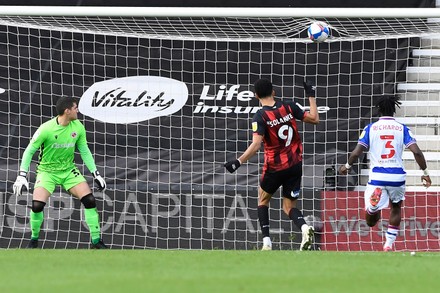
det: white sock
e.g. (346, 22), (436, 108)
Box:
(384, 225), (399, 247)
(263, 237), (271, 247)
(367, 205), (379, 214)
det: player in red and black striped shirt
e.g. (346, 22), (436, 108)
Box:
(225, 78), (319, 251)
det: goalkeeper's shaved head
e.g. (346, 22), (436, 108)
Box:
(56, 97), (78, 116)
(254, 78), (273, 99)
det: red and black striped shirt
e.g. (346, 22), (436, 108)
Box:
(252, 100), (306, 173)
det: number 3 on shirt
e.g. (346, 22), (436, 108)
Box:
(380, 135), (395, 159)
(278, 125), (293, 147)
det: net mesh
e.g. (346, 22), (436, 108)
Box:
(0, 14), (439, 250)
(1, 16), (440, 42)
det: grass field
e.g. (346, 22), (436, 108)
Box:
(0, 250), (439, 293)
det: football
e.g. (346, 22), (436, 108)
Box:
(307, 21), (330, 43)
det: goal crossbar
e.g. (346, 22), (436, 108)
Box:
(0, 6), (439, 18)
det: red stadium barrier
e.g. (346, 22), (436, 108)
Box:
(321, 190), (440, 251)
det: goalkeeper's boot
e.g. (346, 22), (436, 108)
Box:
(91, 240), (108, 249)
(300, 225), (314, 251)
(26, 239), (39, 249)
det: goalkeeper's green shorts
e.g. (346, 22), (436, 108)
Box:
(34, 167), (86, 194)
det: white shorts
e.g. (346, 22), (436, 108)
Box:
(364, 184), (406, 212)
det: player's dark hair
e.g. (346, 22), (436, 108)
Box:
(375, 95), (401, 116)
(254, 78), (273, 99)
(56, 97), (78, 116)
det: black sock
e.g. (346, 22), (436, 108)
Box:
(258, 205), (270, 238)
(289, 208), (307, 230)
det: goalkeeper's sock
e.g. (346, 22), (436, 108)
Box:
(84, 207), (101, 244)
(30, 210), (44, 240)
(258, 205), (270, 238)
(384, 225), (399, 248)
(289, 208), (307, 230)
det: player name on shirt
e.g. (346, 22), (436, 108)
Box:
(372, 124), (403, 131)
(266, 113), (293, 127)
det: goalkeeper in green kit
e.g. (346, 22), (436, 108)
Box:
(13, 97), (108, 249)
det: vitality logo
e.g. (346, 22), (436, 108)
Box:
(79, 76), (188, 124)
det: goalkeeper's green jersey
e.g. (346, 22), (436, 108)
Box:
(20, 117), (97, 173)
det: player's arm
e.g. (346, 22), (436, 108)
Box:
(404, 126), (431, 188)
(408, 143), (431, 188)
(302, 79), (319, 125)
(13, 128), (45, 196)
(239, 134), (263, 164)
(225, 113), (265, 173)
(224, 134), (263, 173)
(340, 125), (369, 175)
(76, 125), (106, 191)
(339, 144), (367, 175)
(20, 144), (39, 173)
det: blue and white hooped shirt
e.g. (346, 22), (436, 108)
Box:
(358, 117), (417, 186)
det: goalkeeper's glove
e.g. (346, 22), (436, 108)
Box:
(92, 170), (106, 191)
(224, 159), (241, 173)
(303, 79), (316, 97)
(13, 171), (29, 196)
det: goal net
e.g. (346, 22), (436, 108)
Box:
(1, 7), (439, 250)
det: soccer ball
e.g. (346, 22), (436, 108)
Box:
(307, 21), (330, 43)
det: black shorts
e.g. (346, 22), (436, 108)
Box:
(260, 162), (302, 199)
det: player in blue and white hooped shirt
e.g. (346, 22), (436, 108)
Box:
(339, 95), (431, 251)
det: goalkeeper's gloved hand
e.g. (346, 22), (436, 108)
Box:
(224, 159), (241, 173)
(13, 171), (29, 196)
(303, 79), (316, 97)
(92, 170), (107, 191)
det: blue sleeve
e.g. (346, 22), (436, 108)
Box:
(403, 125), (417, 147)
(358, 124), (370, 148)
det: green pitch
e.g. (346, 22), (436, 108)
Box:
(1, 250), (439, 292)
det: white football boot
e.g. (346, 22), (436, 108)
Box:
(261, 237), (272, 251)
(300, 225), (314, 251)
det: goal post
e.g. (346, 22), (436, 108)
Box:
(0, 6), (439, 250)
